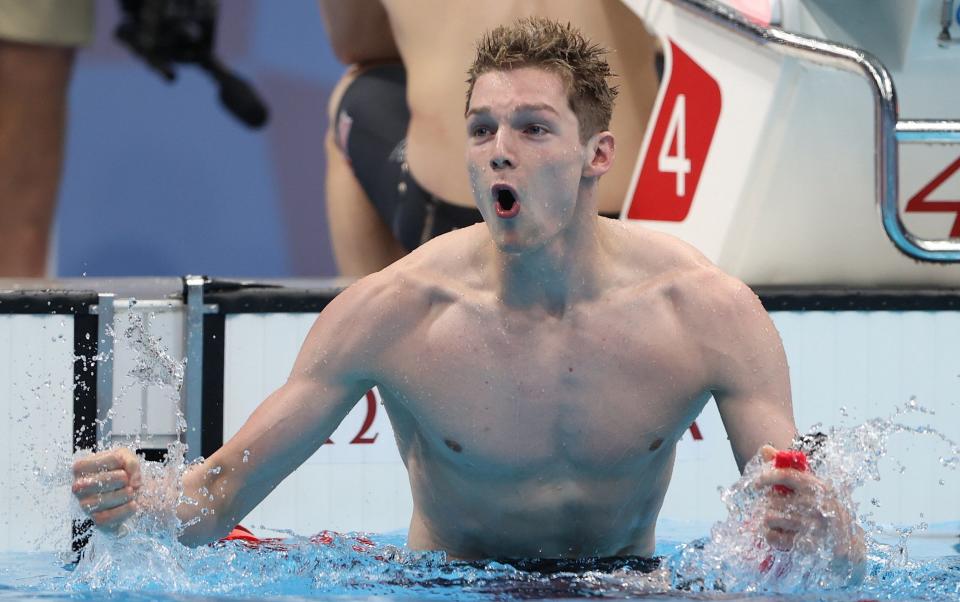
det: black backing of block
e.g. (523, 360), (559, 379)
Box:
(138, 448), (168, 463)
(201, 313), (226, 459)
(72, 312), (99, 554)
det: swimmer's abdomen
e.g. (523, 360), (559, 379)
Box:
(403, 441), (675, 559)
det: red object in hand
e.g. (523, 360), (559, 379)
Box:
(760, 450), (810, 575)
(772, 450), (807, 495)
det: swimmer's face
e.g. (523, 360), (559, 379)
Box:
(465, 67), (613, 253)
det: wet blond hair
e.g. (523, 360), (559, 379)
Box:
(466, 17), (618, 143)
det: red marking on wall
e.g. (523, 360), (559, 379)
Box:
(324, 389), (380, 444)
(905, 154), (960, 237)
(626, 40), (721, 221)
(688, 421), (703, 440)
(350, 390), (380, 444)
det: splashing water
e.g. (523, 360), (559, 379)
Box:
(118, 308), (185, 393)
(66, 309), (194, 562)
(110, 307), (189, 436)
(667, 399), (959, 599)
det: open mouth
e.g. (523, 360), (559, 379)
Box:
(493, 185), (521, 218)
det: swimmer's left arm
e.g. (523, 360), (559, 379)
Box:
(695, 272), (865, 575)
(693, 272), (796, 472)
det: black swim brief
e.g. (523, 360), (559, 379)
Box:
(469, 554), (662, 575)
(335, 64), (622, 251)
(334, 64), (484, 251)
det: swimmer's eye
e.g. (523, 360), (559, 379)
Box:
(470, 125), (493, 138)
(523, 124), (548, 136)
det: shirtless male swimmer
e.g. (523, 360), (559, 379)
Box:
(72, 18), (865, 573)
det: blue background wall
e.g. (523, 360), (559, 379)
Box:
(55, 0), (343, 277)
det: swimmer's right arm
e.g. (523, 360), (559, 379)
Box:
(72, 274), (399, 545)
(71, 370), (368, 544)
(318, 0), (400, 65)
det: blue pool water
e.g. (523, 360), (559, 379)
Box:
(0, 523), (956, 601)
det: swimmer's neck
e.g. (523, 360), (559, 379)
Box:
(488, 192), (608, 316)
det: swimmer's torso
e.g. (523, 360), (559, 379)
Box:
(362, 223), (715, 559)
(378, 0), (660, 215)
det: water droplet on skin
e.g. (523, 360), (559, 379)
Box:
(242, 450), (250, 463)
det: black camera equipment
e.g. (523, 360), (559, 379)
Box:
(115, 0), (269, 129)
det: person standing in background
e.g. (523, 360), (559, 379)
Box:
(0, 0), (94, 277)
(319, 0), (660, 276)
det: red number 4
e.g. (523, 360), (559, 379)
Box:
(904, 154), (960, 237)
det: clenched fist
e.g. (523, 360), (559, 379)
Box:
(72, 448), (142, 530)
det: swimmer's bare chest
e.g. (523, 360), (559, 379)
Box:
(373, 289), (714, 558)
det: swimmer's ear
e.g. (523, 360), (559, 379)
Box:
(583, 131), (615, 178)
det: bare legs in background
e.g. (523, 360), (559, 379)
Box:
(0, 40), (74, 277)
(324, 69), (405, 277)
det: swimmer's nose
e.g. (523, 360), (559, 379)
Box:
(491, 130), (515, 170)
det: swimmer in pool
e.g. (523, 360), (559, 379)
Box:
(72, 17), (865, 572)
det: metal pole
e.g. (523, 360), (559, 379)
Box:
(93, 293), (115, 446)
(184, 275), (206, 460)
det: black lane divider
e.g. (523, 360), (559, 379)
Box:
(755, 287), (960, 311)
(0, 290), (98, 315)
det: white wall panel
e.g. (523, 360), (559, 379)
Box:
(0, 315), (74, 552)
(223, 313), (412, 537)
(663, 397), (741, 523)
(661, 311), (960, 532)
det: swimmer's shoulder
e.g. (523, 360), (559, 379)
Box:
(383, 224), (491, 295)
(306, 268), (414, 349)
(604, 218), (713, 278)
(605, 219), (757, 313)
(327, 225), (488, 326)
